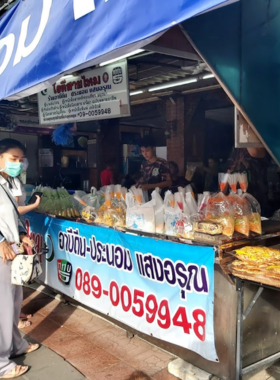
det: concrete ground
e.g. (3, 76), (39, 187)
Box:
(15, 285), (180, 380)
(15, 284), (280, 380)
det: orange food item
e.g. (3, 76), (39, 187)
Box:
(235, 216), (250, 236)
(249, 212), (262, 234)
(213, 216), (235, 237)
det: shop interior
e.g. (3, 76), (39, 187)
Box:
(0, 25), (279, 211)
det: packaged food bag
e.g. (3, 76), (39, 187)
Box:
(218, 173), (229, 192)
(198, 191), (211, 217)
(164, 206), (182, 236)
(185, 184), (195, 199)
(114, 184), (122, 200)
(151, 189), (164, 234)
(174, 214), (193, 239)
(243, 193), (262, 234)
(126, 193), (155, 233)
(185, 192), (197, 216)
(206, 192), (235, 237)
(129, 186), (144, 205)
(164, 191), (175, 207)
(82, 187), (100, 209)
(228, 193), (250, 237)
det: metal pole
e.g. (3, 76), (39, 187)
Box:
(236, 279), (244, 380)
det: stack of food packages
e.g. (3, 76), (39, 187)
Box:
(168, 172), (262, 240)
(232, 246), (280, 286)
(125, 185), (203, 235)
(33, 186), (80, 218)
(75, 185), (127, 228)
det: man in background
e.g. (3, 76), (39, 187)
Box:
(137, 136), (171, 196)
(100, 159), (114, 186)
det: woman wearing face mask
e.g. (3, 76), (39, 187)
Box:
(9, 158), (41, 329)
(0, 139), (39, 379)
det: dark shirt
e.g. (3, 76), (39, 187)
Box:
(227, 148), (271, 215)
(140, 157), (171, 185)
(169, 176), (190, 194)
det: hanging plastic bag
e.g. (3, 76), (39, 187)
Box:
(151, 189), (164, 234)
(243, 193), (262, 234)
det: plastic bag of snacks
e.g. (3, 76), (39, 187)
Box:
(243, 193), (262, 235)
(129, 186), (144, 205)
(185, 192), (197, 216)
(151, 189), (164, 234)
(82, 187), (100, 209)
(81, 206), (97, 223)
(164, 191), (182, 235)
(218, 173), (229, 192)
(126, 193), (155, 233)
(185, 184), (195, 199)
(198, 191), (211, 217)
(228, 193), (250, 237)
(174, 214), (193, 239)
(206, 192), (235, 238)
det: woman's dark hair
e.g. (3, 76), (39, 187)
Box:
(139, 135), (156, 148)
(169, 161), (179, 173)
(0, 138), (26, 156)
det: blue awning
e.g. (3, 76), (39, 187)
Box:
(0, 0), (235, 101)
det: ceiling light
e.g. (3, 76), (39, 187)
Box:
(148, 78), (197, 92)
(202, 74), (215, 79)
(99, 49), (144, 67)
(130, 90), (143, 96)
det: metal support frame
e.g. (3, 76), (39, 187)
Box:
(236, 279), (244, 380)
(235, 279), (280, 379)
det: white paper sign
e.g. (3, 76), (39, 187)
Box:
(38, 60), (130, 125)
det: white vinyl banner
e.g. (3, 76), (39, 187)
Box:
(38, 60), (130, 124)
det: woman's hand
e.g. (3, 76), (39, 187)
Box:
(20, 235), (34, 248)
(0, 240), (16, 263)
(34, 195), (41, 208)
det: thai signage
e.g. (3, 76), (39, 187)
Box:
(38, 61), (130, 124)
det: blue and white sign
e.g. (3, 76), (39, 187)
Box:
(27, 213), (218, 362)
(0, 0), (234, 101)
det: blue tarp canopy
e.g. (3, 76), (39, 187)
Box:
(182, 0), (280, 164)
(0, 0), (235, 101)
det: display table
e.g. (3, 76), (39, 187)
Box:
(27, 212), (280, 380)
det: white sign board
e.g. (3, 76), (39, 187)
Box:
(235, 107), (263, 148)
(38, 60), (130, 125)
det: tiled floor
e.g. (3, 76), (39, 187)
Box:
(21, 286), (180, 380)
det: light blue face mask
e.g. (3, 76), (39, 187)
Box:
(3, 160), (23, 177)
